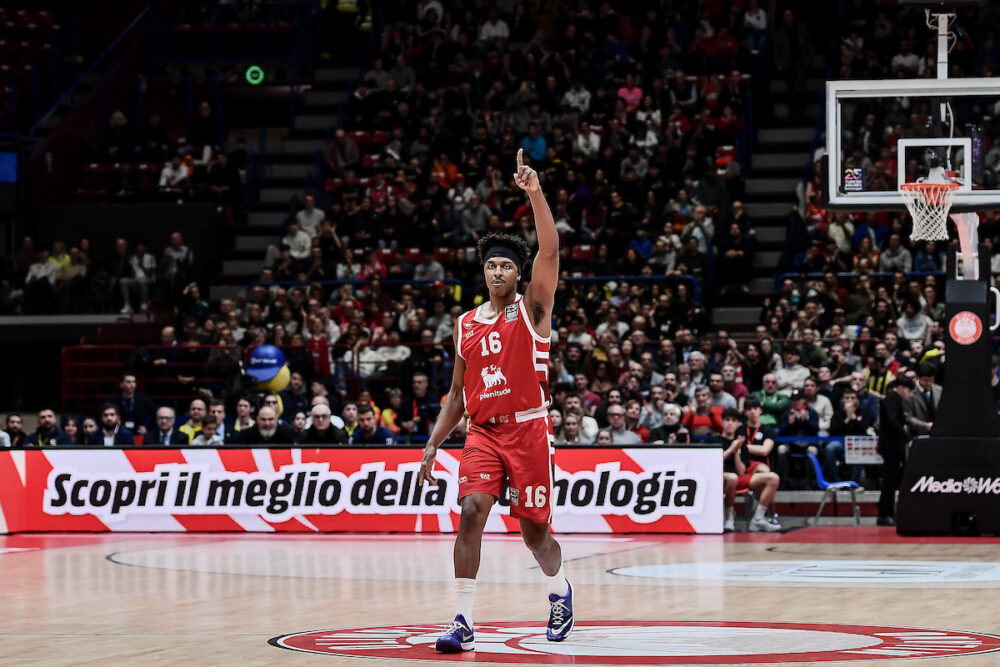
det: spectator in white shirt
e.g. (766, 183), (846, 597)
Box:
(295, 195), (325, 238)
(447, 174), (475, 214)
(478, 9), (509, 50)
(282, 221), (312, 261)
(561, 81), (592, 114)
(121, 241), (156, 313)
(159, 156), (189, 192)
(24, 249), (58, 312)
(575, 121), (601, 158)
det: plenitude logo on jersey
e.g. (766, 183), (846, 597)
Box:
(479, 364), (511, 400)
(271, 620), (1000, 664)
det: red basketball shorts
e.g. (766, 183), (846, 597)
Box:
(737, 460), (764, 489)
(459, 416), (554, 524)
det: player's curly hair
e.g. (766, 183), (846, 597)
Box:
(476, 232), (531, 274)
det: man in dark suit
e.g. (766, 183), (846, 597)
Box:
(904, 363), (942, 436)
(300, 404), (348, 444)
(87, 403), (135, 446)
(231, 406), (296, 445)
(103, 371), (155, 437)
(877, 377), (915, 526)
(151, 406), (190, 445)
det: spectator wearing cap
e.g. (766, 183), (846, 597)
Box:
(26, 408), (73, 446)
(877, 377), (915, 526)
(88, 404), (135, 446)
(776, 389), (819, 485)
(775, 346), (810, 393)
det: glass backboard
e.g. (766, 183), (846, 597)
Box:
(824, 77), (1000, 212)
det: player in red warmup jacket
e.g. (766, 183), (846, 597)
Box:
(420, 149), (573, 652)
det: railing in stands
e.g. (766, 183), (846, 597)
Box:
(30, 7), (151, 139)
(771, 270), (978, 292)
(248, 275), (704, 309)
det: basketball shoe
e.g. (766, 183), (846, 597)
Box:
(546, 581), (575, 641)
(435, 614), (475, 652)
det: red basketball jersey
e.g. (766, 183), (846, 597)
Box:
(458, 294), (550, 424)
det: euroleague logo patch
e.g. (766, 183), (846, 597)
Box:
(270, 620), (1000, 664)
(949, 310), (982, 345)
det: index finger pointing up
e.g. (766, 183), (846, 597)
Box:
(517, 148), (523, 169)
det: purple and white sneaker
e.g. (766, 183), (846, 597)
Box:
(546, 581), (575, 641)
(435, 614), (475, 652)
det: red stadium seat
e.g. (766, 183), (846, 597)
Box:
(350, 130), (371, 147)
(324, 177), (343, 192)
(433, 247), (454, 264)
(370, 131), (388, 147)
(375, 248), (397, 265)
(571, 244), (595, 261)
(402, 247), (424, 264)
(360, 153), (382, 169)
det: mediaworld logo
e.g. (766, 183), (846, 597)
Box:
(910, 475), (1000, 495)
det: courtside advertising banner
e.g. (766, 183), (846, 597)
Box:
(0, 447), (722, 533)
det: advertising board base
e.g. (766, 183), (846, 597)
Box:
(897, 436), (1000, 535)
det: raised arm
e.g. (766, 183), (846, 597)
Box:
(515, 148), (558, 336)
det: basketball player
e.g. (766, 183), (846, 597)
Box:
(419, 149), (571, 652)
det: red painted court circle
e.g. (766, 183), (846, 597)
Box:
(271, 620), (1000, 664)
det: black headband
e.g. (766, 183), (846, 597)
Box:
(483, 244), (523, 275)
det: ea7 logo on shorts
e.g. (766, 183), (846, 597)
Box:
(481, 365), (507, 389)
(509, 488), (519, 506)
(480, 473), (491, 480)
(458, 476), (468, 483)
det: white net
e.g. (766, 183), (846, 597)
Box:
(900, 181), (959, 241)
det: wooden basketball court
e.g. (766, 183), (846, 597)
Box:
(1, 526), (999, 665)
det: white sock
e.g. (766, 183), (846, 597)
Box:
(454, 578), (475, 626)
(753, 502), (767, 521)
(725, 507), (734, 520)
(546, 563), (569, 597)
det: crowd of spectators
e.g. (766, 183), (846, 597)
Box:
(88, 100), (246, 207)
(8, 3), (1000, 510)
(0, 232), (198, 315)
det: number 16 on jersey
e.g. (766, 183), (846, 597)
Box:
(480, 331), (502, 356)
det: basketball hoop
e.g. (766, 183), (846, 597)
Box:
(901, 181), (959, 241)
